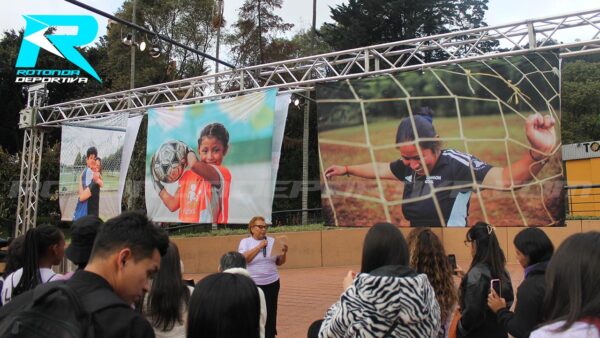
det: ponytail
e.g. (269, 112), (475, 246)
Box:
(12, 224), (63, 297)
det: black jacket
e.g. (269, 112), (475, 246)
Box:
(457, 263), (514, 338)
(0, 270), (154, 338)
(496, 262), (548, 338)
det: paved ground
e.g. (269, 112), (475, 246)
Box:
(186, 260), (524, 338)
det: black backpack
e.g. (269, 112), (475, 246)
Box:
(0, 280), (128, 338)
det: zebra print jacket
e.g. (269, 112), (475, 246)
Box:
(319, 265), (441, 338)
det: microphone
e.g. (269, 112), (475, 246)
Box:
(262, 246), (266, 257)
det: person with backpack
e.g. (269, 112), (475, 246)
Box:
(1, 224), (65, 305)
(0, 211), (170, 338)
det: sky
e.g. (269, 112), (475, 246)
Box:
(1, 0), (598, 60)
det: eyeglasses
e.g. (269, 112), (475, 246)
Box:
(253, 225), (268, 230)
(464, 240), (472, 247)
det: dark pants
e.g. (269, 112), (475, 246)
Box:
(258, 279), (280, 338)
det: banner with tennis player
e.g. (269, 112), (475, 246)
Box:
(146, 89), (280, 224)
(59, 114), (141, 221)
(318, 52), (564, 227)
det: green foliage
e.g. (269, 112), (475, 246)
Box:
(321, 0), (490, 52)
(0, 147), (20, 222)
(561, 56), (600, 144)
(226, 0), (294, 66)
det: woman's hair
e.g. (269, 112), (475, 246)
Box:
(187, 272), (260, 338)
(247, 216), (266, 234)
(146, 242), (190, 332)
(395, 106), (441, 153)
(466, 221), (507, 280)
(407, 228), (457, 323)
(542, 232), (600, 331)
(361, 223), (409, 273)
(13, 224), (64, 298)
(199, 123), (230, 151)
(95, 157), (102, 174)
(3, 235), (25, 279)
(513, 228), (554, 266)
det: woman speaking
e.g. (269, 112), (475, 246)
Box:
(238, 216), (288, 338)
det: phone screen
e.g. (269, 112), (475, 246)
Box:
(490, 279), (501, 295)
(448, 254), (457, 274)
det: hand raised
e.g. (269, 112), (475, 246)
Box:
(525, 113), (556, 156)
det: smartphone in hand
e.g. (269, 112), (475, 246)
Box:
(490, 278), (501, 295)
(448, 254), (457, 275)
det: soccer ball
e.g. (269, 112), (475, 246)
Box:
(151, 140), (189, 183)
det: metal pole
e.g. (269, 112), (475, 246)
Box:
(312, 0), (317, 52)
(131, 0), (136, 91)
(302, 93), (310, 225)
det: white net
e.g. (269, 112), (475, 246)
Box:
(318, 52), (564, 227)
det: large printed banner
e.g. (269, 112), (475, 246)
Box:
(146, 89), (283, 224)
(318, 52), (564, 227)
(59, 114), (141, 221)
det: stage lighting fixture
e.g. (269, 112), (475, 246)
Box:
(122, 33), (134, 46)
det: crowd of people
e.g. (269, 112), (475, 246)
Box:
(0, 212), (598, 338)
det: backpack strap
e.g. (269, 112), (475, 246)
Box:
(32, 281), (88, 318)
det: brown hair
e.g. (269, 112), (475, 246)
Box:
(247, 216), (266, 234)
(407, 228), (457, 323)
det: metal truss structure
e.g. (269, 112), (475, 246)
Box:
(16, 8), (600, 233)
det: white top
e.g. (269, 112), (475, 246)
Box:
(144, 285), (195, 338)
(530, 321), (600, 338)
(223, 267), (267, 338)
(238, 236), (279, 285)
(1, 267), (64, 305)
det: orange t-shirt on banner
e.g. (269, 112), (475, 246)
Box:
(177, 165), (231, 224)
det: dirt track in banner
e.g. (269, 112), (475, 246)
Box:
(319, 115), (565, 227)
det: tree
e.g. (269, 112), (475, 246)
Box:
(321, 0), (489, 51)
(226, 0), (294, 66)
(561, 57), (600, 144)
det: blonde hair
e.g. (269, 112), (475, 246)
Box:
(247, 216), (266, 234)
(407, 228), (457, 323)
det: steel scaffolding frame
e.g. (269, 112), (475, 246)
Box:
(16, 8), (600, 234)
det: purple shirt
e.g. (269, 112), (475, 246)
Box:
(238, 236), (279, 285)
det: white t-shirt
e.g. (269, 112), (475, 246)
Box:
(238, 236), (279, 285)
(1, 267), (64, 305)
(530, 320), (600, 338)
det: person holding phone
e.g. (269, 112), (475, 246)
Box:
(238, 216), (288, 338)
(488, 228), (554, 338)
(454, 222), (514, 338)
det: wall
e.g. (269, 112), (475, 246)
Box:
(565, 158), (600, 216)
(172, 220), (600, 274)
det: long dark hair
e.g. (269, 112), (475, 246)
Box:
(466, 222), (507, 280)
(13, 224), (63, 297)
(361, 223), (409, 273)
(396, 107), (441, 152)
(407, 228), (457, 323)
(187, 272), (260, 338)
(147, 242), (190, 331)
(542, 232), (600, 330)
(513, 227), (554, 266)
(3, 236), (25, 279)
